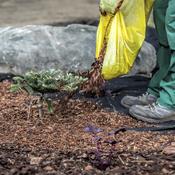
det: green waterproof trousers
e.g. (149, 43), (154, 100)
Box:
(147, 0), (175, 109)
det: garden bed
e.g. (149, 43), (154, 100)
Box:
(0, 81), (175, 175)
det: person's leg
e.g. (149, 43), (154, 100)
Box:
(147, 46), (171, 97)
(158, 0), (175, 108)
(158, 51), (175, 108)
(147, 0), (171, 97)
(121, 0), (170, 108)
(129, 0), (175, 123)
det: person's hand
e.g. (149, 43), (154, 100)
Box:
(99, 6), (107, 16)
(113, 0), (124, 15)
(99, 0), (124, 16)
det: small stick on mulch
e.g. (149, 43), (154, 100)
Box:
(27, 94), (44, 123)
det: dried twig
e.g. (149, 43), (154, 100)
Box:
(118, 155), (125, 165)
(27, 95), (44, 121)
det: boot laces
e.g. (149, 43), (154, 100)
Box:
(148, 102), (158, 111)
(138, 92), (149, 100)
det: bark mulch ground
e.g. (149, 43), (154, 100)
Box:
(0, 81), (175, 175)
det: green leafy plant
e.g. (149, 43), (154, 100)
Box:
(11, 69), (87, 114)
(11, 69), (87, 93)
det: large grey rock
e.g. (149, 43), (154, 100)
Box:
(0, 24), (156, 77)
(0, 25), (96, 74)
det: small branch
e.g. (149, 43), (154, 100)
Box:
(118, 155), (125, 165)
(27, 98), (34, 120)
(38, 96), (44, 121)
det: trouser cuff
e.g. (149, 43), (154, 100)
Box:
(147, 88), (159, 98)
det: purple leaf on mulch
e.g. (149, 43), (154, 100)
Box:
(84, 125), (103, 134)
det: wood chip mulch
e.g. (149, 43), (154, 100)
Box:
(0, 81), (175, 175)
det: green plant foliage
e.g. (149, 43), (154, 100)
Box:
(10, 69), (88, 113)
(11, 69), (87, 94)
(45, 99), (54, 113)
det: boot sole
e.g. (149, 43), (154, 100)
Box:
(129, 110), (175, 124)
(120, 99), (156, 109)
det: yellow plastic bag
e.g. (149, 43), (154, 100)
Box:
(96, 0), (154, 80)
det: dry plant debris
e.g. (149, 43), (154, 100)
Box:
(80, 42), (107, 95)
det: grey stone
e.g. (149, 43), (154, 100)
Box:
(0, 25), (96, 74)
(0, 24), (156, 77)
